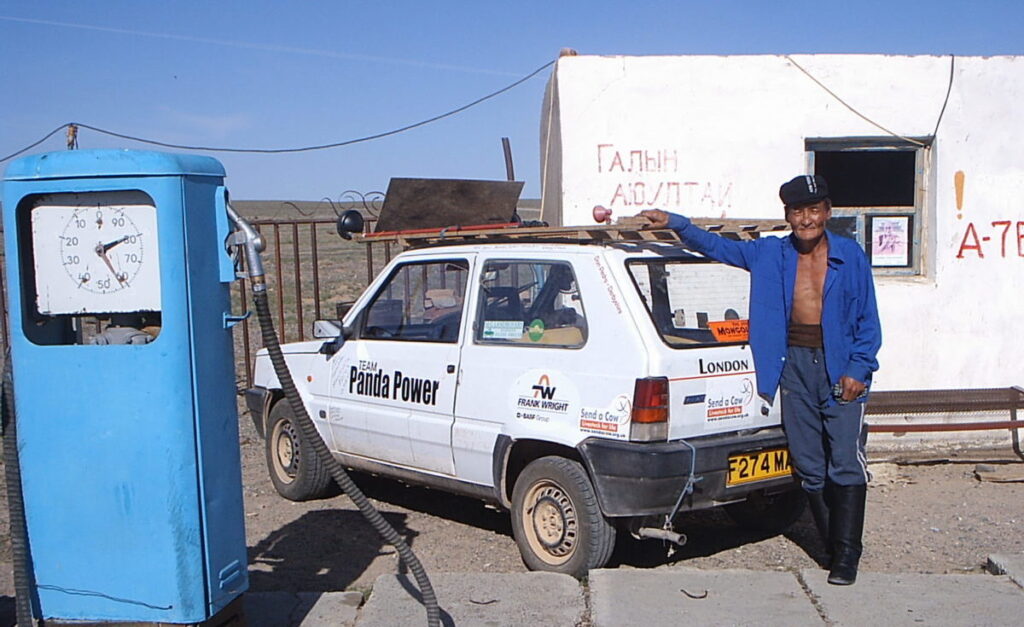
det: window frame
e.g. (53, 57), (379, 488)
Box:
(356, 258), (470, 344)
(806, 136), (931, 277)
(625, 256), (752, 350)
(473, 258), (588, 349)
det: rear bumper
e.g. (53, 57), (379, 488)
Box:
(577, 428), (797, 517)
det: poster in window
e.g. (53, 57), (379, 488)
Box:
(868, 215), (912, 267)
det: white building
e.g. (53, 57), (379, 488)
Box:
(540, 53), (1024, 395)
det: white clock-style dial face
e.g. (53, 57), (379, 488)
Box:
(31, 191), (162, 315)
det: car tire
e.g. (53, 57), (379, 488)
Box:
(265, 400), (335, 501)
(724, 488), (806, 532)
(511, 456), (615, 578)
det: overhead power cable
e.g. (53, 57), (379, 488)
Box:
(930, 55), (956, 138)
(785, 54), (956, 147)
(0, 59), (556, 164)
(0, 125), (68, 164)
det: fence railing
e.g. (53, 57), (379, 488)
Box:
(233, 217), (383, 388)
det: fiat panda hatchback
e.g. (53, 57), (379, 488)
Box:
(247, 236), (802, 577)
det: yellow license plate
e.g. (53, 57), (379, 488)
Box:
(727, 448), (793, 486)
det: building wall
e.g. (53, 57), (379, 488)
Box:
(541, 54), (1024, 391)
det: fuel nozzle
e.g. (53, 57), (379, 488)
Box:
(225, 204), (266, 282)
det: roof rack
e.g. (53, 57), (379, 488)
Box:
(356, 216), (791, 249)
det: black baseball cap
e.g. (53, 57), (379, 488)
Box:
(780, 175), (829, 208)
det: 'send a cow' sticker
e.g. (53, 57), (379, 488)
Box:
(703, 376), (756, 430)
(511, 369), (579, 424)
(579, 394), (631, 440)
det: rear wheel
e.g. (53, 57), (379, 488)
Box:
(724, 488), (806, 532)
(265, 400), (334, 501)
(511, 456), (615, 577)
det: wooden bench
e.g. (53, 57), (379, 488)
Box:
(866, 386), (1024, 461)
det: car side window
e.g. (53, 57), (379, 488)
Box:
(476, 260), (587, 347)
(627, 258), (751, 348)
(360, 259), (469, 343)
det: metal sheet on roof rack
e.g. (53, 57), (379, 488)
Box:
(375, 178), (524, 232)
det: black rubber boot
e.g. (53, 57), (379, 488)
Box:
(827, 483), (867, 585)
(806, 489), (831, 567)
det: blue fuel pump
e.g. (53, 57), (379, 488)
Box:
(2, 150), (248, 623)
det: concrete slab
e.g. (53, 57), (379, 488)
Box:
(245, 591), (361, 627)
(987, 553), (1024, 589)
(802, 569), (1024, 626)
(588, 568), (821, 627)
(356, 572), (584, 626)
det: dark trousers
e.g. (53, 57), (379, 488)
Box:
(780, 346), (868, 492)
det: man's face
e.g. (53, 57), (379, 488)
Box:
(785, 200), (830, 241)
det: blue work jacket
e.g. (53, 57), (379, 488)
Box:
(667, 213), (882, 404)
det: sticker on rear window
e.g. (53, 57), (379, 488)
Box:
(708, 319), (749, 342)
(482, 320), (524, 340)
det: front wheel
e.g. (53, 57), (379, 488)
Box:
(265, 400), (335, 501)
(511, 456), (615, 577)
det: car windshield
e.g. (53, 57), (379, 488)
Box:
(626, 258), (751, 348)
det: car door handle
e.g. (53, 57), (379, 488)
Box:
(447, 364), (456, 374)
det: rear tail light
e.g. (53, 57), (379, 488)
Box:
(631, 377), (669, 442)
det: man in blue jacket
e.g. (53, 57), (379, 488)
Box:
(639, 174), (881, 585)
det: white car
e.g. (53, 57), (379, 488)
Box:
(245, 237), (802, 576)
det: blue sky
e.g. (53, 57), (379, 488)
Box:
(2, 1), (1022, 202)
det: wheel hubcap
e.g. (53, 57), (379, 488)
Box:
(533, 495), (567, 549)
(272, 419), (299, 482)
(524, 481), (578, 563)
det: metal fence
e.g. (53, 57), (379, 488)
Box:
(233, 216), (385, 388)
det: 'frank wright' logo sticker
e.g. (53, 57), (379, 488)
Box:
(513, 370), (576, 423)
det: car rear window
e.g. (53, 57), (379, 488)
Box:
(626, 258), (751, 348)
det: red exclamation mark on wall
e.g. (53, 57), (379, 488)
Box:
(954, 170), (965, 219)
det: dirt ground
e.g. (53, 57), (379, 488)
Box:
(1, 413), (1022, 607)
(234, 409), (1024, 593)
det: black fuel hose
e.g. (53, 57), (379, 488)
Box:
(251, 286), (440, 627)
(3, 352), (37, 626)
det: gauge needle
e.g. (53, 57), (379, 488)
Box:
(99, 235), (130, 253)
(95, 243), (127, 285)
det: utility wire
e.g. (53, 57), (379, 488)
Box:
(930, 55), (956, 139)
(0, 60), (555, 164)
(785, 55), (939, 147)
(0, 124), (68, 163)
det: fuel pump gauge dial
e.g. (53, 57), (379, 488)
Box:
(59, 206), (147, 294)
(31, 190), (162, 315)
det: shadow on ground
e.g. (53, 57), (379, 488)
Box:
(247, 509), (415, 593)
(306, 470), (824, 573)
(341, 470), (512, 536)
(607, 507), (827, 568)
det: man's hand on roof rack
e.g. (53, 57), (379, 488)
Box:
(637, 209), (671, 229)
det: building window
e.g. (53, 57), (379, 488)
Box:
(807, 137), (930, 275)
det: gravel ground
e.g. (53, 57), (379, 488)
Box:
(2, 411), (1022, 604)
(235, 407), (1024, 592)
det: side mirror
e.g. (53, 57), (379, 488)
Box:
(318, 324), (352, 356)
(312, 319), (342, 339)
(336, 210), (365, 240)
